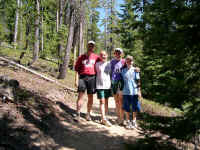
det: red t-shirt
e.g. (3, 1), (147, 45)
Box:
(75, 53), (101, 75)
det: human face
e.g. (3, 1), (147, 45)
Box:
(114, 50), (122, 59)
(88, 43), (95, 52)
(100, 51), (108, 62)
(125, 58), (132, 67)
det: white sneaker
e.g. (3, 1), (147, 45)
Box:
(132, 120), (138, 128)
(101, 119), (112, 127)
(125, 120), (133, 129)
(86, 113), (92, 121)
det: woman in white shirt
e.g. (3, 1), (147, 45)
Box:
(95, 51), (112, 127)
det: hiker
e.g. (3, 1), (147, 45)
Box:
(120, 55), (142, 129)
(95, 50), (112, 127)
(110, 48), (126, 125)
(74, 41), (101, 121)
(110, 48), (140, 125)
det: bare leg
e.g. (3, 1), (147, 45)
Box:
(118, 92), (124, 121)
(100, 98), (106, 120)
(76, 92), (85, 114)
(105, 98), (109, 115)
(87, 94), (93, 115)
(114, 94), (120, 120)
(132, 112), (137, 122)
(125, 112), (130, 121)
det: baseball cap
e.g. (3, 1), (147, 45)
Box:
(115, 48), (123, 53)
(88, 40), (95, 45)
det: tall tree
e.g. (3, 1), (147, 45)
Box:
(13, 0), (20, 49)
(29, 0), (40, 65)
(79, 0), (84, 55)
(58, 0), (76, 79)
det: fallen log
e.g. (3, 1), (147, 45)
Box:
(0, 56), (77, 93)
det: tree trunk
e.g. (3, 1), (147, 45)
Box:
(41, 7), (44, 51)
(29, 0), (40, 66)
(13, 0), (20, 49)
(56, 7), (59, 32)
(109, 0), (115, 60)
(19, 0), (23, 49)
(72, 25), (79, 70)
(57, 0), (64, 69)
(24, 23), (30, 50)
(104, 0), (108, 52)
(79, 0), (84, 55)
(58, 8), (75, 79)
(73, 45), (77, 70)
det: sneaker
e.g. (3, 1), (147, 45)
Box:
(132, 120), (138, 128)
(73, 113), (80, 122)
(125, 120), (133, 129)
(101, 119), (112, 127)
(85, 113), (92, 121)
(131, 120), (141, 131)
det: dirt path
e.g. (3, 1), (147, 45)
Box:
(0, 65), (143, 150)
(1, 62), (187, 150)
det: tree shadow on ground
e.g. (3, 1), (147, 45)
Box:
(0, 86), (184, 150)
(130, 112), (197, 150)
(139, 112), (184, 139)
(0, 87), (127, 150)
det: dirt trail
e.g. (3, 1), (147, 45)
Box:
(0, 65), (143, 150)
(1, 61), (189, 150)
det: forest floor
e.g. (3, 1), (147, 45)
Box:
(0, 56), (196, 150)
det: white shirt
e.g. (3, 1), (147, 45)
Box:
(95, 61), (111, 89)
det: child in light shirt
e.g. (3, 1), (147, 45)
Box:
(120, 55), (142, 129)
(95, 51), (112, 127)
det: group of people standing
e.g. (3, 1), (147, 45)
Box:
(74, 40), (142, 130)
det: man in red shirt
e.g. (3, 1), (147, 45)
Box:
(74, 41), (101, 121)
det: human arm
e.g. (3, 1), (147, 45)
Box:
(135, 72), (142, 99)
(137, 79), (142, 99)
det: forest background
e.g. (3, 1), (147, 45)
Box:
(0, 0), (199, 143)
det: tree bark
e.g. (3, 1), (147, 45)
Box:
(29, 0), (40, 66)
(13, 0), (20, 49)
(72, 25), (79, 70)
(19, 0), (23, 49)
(56, 5), (59, 32)
(79, 0), (84, 56)
(57, 0), (65, 71)
(41, 7), (44, 51)
(58, 7), (75, 79)
(24, 23), (30, 50)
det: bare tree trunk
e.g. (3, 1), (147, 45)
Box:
(109, 0), (114, 60)
(13, 0), (20, 49)
(73, 45), (77, 70)
(19, 0), (23, 49)
(104, 0), (108, 52)
(41, 17), (44, 52)
(72, 25), (79, 70)
(58, 0), (65, 71)
(79, 0), (84, 56)
(56, 8), (59, 32)
(58, 8), (75, 79)
(24, 23), (30, 50)
(41, 7), (44, 52)
(29, 0), (40, 66)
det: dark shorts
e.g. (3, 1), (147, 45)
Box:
(78, 75), (96, 94)
(111, 80), (123, 95)
(123, 95), (141, 112)
(97, 89), (112, 99)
